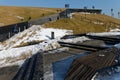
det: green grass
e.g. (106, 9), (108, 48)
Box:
(44, 13), (120, 34)
(0, 6), (64, 26)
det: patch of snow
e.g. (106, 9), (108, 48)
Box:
(98, 54), (105, 57)
(0, 45), (37, 60)
(0, 40), (60, 68)
(0, 24), (73, 68)
(92, 66), (120, 80)
(91, 72), (98, 80)
(16, 16), (24, 20)
(93, 21), (104, 25)
(110, 28), (120, 32)
(88, 28), (120, 36)
(87, 32), (120, 36)
(1, 59), (25, 68)
(67, 13), (75, 18)
(60, 36), (90, 43)
(44, 47), (69, 54)
(0, 25), (72, 50)
(114, 43), (120, 49)
(39, 27), (72, 40)
(79, 12), (91, 14)
(114, 59), (118, 63)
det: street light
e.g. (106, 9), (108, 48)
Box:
(111, 8), (114, 17)
(65, 4), (70, 18)
(84, 6), (87, 18)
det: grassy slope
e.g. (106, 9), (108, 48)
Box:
(44, 13), (120, 34)
(0, 6), (63, 26)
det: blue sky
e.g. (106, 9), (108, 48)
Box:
(0, 0), (120, 18)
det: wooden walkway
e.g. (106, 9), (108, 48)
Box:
(65, 47), (119, 80)
(12, 52), (43, 80)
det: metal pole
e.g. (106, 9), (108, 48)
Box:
(19, 27), (21, 32)
(8, 32), (11, 38)
(24, 26), (26, 30)
(51, 32), (55, 39)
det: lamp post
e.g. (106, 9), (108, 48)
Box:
(84, 6), (87, 18)
(65, 4), (69, 18)
(92, 6), (95, 9)
(118, 12), (120, 18)
(111, 8), (114, 17)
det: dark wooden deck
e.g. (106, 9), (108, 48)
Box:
(65, 47), (119, 80)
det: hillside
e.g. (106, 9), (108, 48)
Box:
(44, 13), (120, 34)
(0, 6), (63, 26)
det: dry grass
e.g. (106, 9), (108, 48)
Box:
(14, 40), (43, 48)
(44, 13), (120, 34)
(0, 6), (64, 26)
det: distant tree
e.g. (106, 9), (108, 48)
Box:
(111, 8), (114, 17)
(92, 6), (95, 9)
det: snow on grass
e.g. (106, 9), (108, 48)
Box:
(0, 25), (72, 50)
(110, 28), (120, 32)
(60, 36), (90, 43)
(87, 28), (120, 36)
(92, 66), (120, 80)
(0, 40), (60, 68)
(91, 20), (104, 25)
(16, 16), (24, 20)
(87, 32), (120, 36)
(0, 24), (73, 68)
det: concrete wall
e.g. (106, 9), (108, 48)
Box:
(0, 33), (8, 41)
(0, 21), (29, 34)
(0, 21), (29, 41)
(67, 9), (102, 14)
(29, 14), (60, 25)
